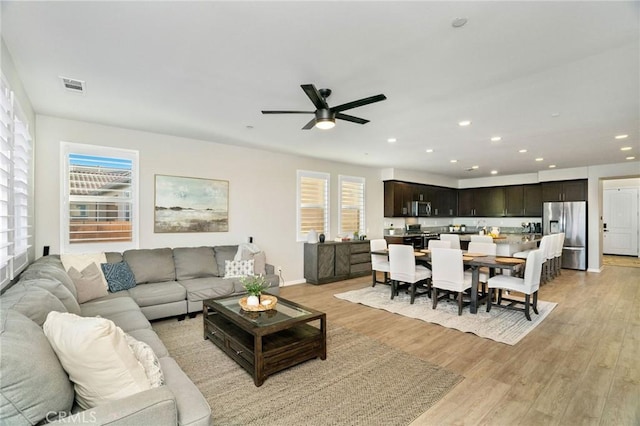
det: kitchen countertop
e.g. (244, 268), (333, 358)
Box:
(386, 233), (542, 244)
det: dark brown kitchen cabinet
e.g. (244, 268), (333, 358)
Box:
(457, 187), (505, 216)
(384, 181), (411, 217)
(542, 180), (587, 202)
(504, 185), (524, 216)
(523, 184), (542, 216)
(433, 187), (457, 217)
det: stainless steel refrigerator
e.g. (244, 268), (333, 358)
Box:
(543, 201), (587, 270)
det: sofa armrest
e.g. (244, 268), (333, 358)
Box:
(265, 264), (275, 275)
(50, 387), (177, 426)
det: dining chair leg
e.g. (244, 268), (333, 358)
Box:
(532, 291), (539, 315)
(432, 287), (438, 309)
(486, 288), (493, 312)
(524, 294), (532, 321)
(390, 280), (396, 300)
(457, 292), (463, 316)
(410, 283), (416, 304)
(372, 270), (377, 287)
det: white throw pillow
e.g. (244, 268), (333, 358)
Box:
(224, 259), (254, 278)
(122, 332), (165, 388)
(60, 253), (109, 290)
(42, 312), (151, 410)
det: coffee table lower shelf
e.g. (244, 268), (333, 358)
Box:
(204, 311), (326, 386)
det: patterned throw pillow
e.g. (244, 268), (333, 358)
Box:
(121, 331), (165, 388)
(224, 259), (254, 278)
(101, 262), (137, 292)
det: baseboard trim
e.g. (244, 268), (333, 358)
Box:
(587, 267), (603, 273)
(281, 279), (307, 287)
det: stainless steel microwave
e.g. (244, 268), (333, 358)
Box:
(411, 201), (431, 217)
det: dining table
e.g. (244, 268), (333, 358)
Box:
(371, 249), (526, 314)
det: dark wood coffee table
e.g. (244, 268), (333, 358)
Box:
(203, 294), (326, 386)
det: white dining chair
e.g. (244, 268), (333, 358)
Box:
(439, 234), (461, 250)
(554, 232), (565, 276)
(428, 239), (451, 249)
(486, 249), (543, 320)
(388, 244), (431, 304)
(470, 235), (494, 243)
(514, 235), (552, 282)
(430, 248), (473, 315)
(370, 239), (390, 287)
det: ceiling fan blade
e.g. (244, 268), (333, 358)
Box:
(301, 84), (329, 110)
(335, 113), (369, 125)
(331, 94), (387, 113)
(302, 118), (317, 130)
(261, 110), (314, 114)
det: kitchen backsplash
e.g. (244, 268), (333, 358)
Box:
(383, 217), (542, 234)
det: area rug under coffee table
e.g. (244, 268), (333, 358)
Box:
(335, 286), (557, 345)
(153, 315), (462, 426)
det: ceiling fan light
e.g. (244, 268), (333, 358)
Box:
(315, 119), (335, 130)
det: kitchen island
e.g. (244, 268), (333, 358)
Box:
(459, 234), (542, 255)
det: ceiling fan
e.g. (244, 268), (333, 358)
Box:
(261, 84), (387, 130)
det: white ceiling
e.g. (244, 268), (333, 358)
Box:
(2, 1), (639, 179)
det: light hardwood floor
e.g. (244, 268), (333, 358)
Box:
(279, 264), (640, 425)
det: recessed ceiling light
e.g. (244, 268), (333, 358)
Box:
(549, 165), (556, 168)
(535, 157), (544, 161)
(490, 136), (502, 142)
(452, 17), (468, 28)
(519, 149), (527, 153)
(246, 125), (254, 129)
(490, 170), (498, 175)
(621, 147), (632, 151)
(450, 159), (458, 163)
(626, 156), (636, 160)
(425, 149), (434, 153)
(458, 120), (472, 127)
(471, 165), (479, 169)
(615, 134), (628, 139)
(387, 138), (397, 143)
(551, 112), (560, 117)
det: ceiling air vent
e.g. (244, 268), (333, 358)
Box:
(60, 76), (86, 94)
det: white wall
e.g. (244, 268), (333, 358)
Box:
(34, 115), (386, 285)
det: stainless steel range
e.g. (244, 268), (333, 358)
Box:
(404, 224), (439, 249)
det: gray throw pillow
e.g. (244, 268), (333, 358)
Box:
(0, 309), (74, 424)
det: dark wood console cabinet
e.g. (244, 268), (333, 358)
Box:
(304, 241), (371, 285)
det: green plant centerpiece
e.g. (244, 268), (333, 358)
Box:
(240, 274), (270, 307)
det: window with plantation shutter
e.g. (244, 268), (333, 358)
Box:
(62, 142), (139, 253)
(297, 170), (329, 241)
(339, 175), (365, 236)
(0, 74), (34, 289)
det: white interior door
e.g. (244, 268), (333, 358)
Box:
(603, 188), (639, 256)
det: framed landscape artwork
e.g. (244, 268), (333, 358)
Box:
(154, 175), (229, 233)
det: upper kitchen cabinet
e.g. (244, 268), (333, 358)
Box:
(433, 187), (457, 217)
(384, 180), (409, 217)
(458, 187), (505, 216)
(542, 179), (587, 202)
(504, 185), (524, 216)
(523, 184), (542, 216)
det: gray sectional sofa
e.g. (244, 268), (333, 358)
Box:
(0, 245), (280, 425)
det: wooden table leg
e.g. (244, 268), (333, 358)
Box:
(320, 314), (327, 360)
(254, 335), (264, 387)
(470, 266), (479, 314)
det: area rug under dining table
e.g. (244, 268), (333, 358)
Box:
(335, 286), (557, 345)
(153, 315), (462, 426)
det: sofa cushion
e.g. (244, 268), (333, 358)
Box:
(95, 309), (151, 333)
(105, 251), (123, 263)
(43, 312), (151, 410)
(213, 245), (238, 277)
(0, 309), (74, 424)
(178, 277), (235, 301)
(68, 263), (109, 303)
(159, 357), (212, 426)
(224, 259), (254, 278)
(124, 248), (175, 284)
(173, 247), (218, 280)
(127, 281), (186, 308)
(101, 261), (137, 292)
(80, 296), (141, 318)
(1, 286), (67, 326)
(19, 261), (78, 300)
(13, 278), (81, 315)
(60, 253), (109, 290)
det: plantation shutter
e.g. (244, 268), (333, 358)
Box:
(297, 171), (329, 241)
(339, 175), (365, 235)
(12, 113), (31, 273)
(0, 78), (11, 285)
